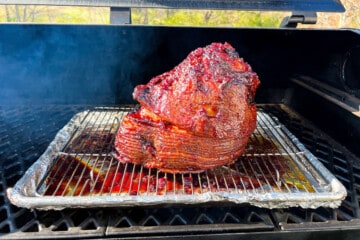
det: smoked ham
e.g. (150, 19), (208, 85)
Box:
(115, 42), (260, 173)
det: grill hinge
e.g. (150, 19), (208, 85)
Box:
(281, 11), (317, 28)
(110, 7), (131, 24)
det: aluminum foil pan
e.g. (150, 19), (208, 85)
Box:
(7, 106), (347, 210)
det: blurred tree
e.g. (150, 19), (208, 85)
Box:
(130, 8), (286, 27)
(0, 5), (109, 23)
(3, 5), (45, 22)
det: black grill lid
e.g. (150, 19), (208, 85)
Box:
(0, 0), (345, 12)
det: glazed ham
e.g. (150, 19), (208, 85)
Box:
(115, 42), (260, 173)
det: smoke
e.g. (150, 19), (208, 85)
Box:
(0, 24), (164, 105)
(0, 24), (268, 106)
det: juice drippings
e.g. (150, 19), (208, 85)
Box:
(43, 131), (315, 196)
(64, 130), (115, 153)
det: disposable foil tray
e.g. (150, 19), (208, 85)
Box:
(7, 106), (347, 210)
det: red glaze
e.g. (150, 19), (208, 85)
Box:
(115, 42), (260, 173)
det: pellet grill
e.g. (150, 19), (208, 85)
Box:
(1, 0), (360, 239)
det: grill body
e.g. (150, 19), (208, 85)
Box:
(0, 25), (360, 239)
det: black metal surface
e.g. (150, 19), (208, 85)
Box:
(1, 25), (359, 106)
(288, 81), (360, 158)
(261, 105), (360, 230)
(0, 0), (346, 12)
(1, 104), (360, 239)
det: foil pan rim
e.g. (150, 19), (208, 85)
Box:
(7, 185), (344, 210)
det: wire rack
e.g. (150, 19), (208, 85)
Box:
(7, 106), (346, 209)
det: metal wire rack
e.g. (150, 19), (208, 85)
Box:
(7, 106), (346, 209)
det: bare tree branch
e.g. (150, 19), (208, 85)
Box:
(5, 5), (11, 22)
(14, 5), (21, 22)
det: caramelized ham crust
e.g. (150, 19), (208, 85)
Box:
(115, 42), (260, 173)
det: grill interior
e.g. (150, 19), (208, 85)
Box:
(1, 104), (360, 238)
(1, 25), (360, 239)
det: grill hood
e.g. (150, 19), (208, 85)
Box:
(0, 0), (346, 12)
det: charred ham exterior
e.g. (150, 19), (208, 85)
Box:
(115, 42), (260, 173)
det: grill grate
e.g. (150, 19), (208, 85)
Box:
(15, 106), (341, 209)
(1, 104), (359, 238)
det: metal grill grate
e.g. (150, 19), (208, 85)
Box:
(1, 104), (359, 238)
(4, 105), (341, 209)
